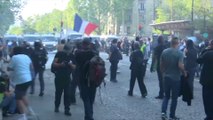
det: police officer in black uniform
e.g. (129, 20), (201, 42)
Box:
(52, 44), (75, 116)
(128, 41), (147, 98)
(30, 41), (48, 96)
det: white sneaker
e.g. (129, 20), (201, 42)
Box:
(27, 107), (35, 116)
(18, 114), (27, 120)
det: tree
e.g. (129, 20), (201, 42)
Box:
(8, 26), (23, 35)
(155, 0), (213, 33)
(156, 0), (191, 23)
(0, 0), (24, 35)
(14, 0), (134, 35)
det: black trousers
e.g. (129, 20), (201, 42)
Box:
(80, 83), (96, 120)
(157, 66), (164, 97)
(110, 60), (119, 81)
(129, 68), (147, 95)
(203, 86), (213, 120)
(70, 70), (79, 104)
(31, 69), (44, 93)
(54, 76), (71, 111)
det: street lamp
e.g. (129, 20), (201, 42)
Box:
(191, 0), (194, 22)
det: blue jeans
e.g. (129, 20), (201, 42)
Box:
(0, 93), (16, 113)
(162, 77), (180, 118)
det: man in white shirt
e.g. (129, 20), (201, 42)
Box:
(8, 46), (34, 120)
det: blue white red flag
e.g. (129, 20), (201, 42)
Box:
(73, 14), (98, 35)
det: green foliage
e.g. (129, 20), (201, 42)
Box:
(156, 0), (191, 22)
(155, 8), (169, 23)
(155, 0), (213, 33)
(20, 0), (134, 35)
(0, 0), (23, 35)
(8, 26), (23, 35)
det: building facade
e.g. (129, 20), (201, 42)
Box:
(126, 0), (155, 36)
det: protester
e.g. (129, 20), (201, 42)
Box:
(108, 39), (122, 83)
(131, 36), (140, 52)
(160, 37), (186, 120)
(21, 41), (34, 60)
(7, 46), (34, 120)
(30, 41), (48, 96)
(197, 40), (213, 120)
(184, 39), (198, 98)
(122, 37), (130, 56)
(140, 38), (149, 81)
(128, 41), (147, 98)
(0, 76), (16, 116)
(69, 44), (79, 105)
(75, 38), (97, 120)
(8, 41), (18, 58)
(52, 44), (75, 116)
(150, 36), (167, 99)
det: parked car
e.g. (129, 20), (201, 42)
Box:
(67, 32), (83, 41)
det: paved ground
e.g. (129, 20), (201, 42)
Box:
(3, 52), (206, 120)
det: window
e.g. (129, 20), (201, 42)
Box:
(139, 2), (145, 11)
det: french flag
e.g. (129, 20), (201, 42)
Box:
(73, 14), (98, 35)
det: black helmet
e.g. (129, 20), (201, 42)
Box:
(34, 40), (41, 48)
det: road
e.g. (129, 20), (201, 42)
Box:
(4, 52), (205, 120)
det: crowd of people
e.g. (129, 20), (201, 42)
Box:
(106, 35), (213, 120)
(0, 39), (48, 120)
(0, 35), (212, 120)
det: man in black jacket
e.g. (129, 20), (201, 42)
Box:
(197, 40), (213, 120)
(150, 36), (167, 99)
(128, 41), (147, 98)
(75, 38), (97, 120)
(30, 41), (48, 96)
(108, 39), (121, 82)
(184, 40), (198, 98)
(52, 44), (75, 116)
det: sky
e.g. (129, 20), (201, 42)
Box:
(21, 0), (70, 20)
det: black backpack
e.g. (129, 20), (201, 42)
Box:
(84, 56), (106, 87)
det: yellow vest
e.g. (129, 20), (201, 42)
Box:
(140, 44), (146, 53)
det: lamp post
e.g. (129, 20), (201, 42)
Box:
(171, 0), (173, 21)
(135, 0), (139, 35)
(191, 0), (194, 35)
(153, 0), (157, 22)
(191, 0), (194, 22)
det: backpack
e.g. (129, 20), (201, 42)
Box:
(85, 56), (106, 87)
